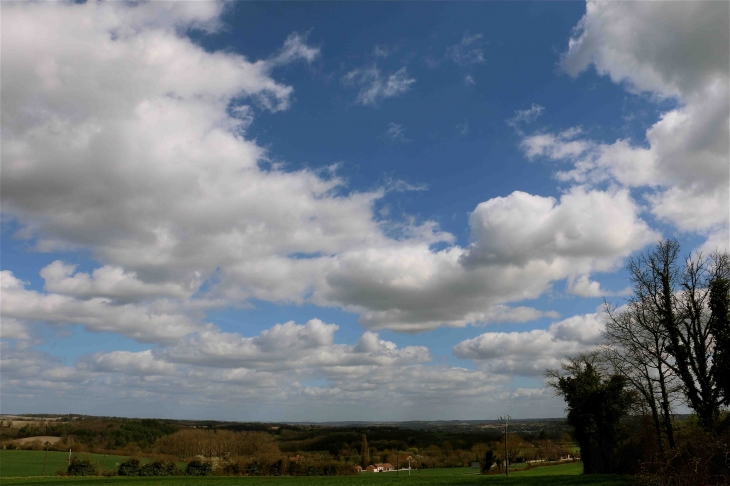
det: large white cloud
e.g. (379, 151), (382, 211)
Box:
(40, 260), (192, 301)
(462, 186), (658, 267)
(87, 350), (177, 376)
(2, 1), (369, 274)
(526, 0), (730, 251)
(2, 0), (664, 340)
(562, 1), (728, 99)
(158, 319), (431, 370)
(1, 270), (204, 344)
(454, 313), (605, 376)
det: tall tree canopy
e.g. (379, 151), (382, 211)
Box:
(547, 353), (635, 474)
(624, 240), (729, 429)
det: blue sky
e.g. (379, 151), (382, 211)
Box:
(1, 1), (728, 421)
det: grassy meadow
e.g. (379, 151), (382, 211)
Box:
(0, 452), (632, 485)
(1, 450), (132, 478)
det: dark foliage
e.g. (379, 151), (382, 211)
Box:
(276, 425), (502, 454)
(481, 450), (495, 474)
(117, 458), (141, 476)
(117, 458), (182, 476)
(709, 270), (730, 410)
(548, 355), (635, 474)
(139, 460), (182, 476)
(639, 423), (730, 486)
(271, 459), (283, 476)
(12, 417), (179, 450)
(246, 460), (261, 476)
(285, 459), (357, 477)
(108, 420), (179, 449)
(67, 457), (97, 476)
(185, 460), (212, 476)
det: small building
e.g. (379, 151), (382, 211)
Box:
(558, 450), (572, 461)
(354, 465), (363, 472)
(367, 463), (394, 472)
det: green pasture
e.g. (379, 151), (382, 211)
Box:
(513, 462), (583, 476)
(2, 451), (629, 485)
(1, 450), (131, 478)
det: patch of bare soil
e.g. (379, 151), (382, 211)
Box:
(13, 436), (62, 445)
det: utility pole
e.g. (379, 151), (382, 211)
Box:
(68, 449), (72, 466)
(42, 442), (49, 477)
(499, 415), (511, 476)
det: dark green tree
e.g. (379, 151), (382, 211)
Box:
(361, 434), (370, 468)
(708, 254), (730, 408)
(481, 450), (495, 474)
(547, 354), (635, 474)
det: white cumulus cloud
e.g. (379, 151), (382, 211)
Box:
(454, 312), (605, 376)
(538, 0), (730, 252)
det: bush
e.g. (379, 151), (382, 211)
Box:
(295, 460), (356, 477)
(638, 425), (730, 486)
(139, 460), (182, 476)
(218, 457), (357, 477)
(246, 460), (261, 476)
(223, 457), (289, 476)
(67, 457), (97, 476)
(117, 458), (140, 476)
(186, 460), (212, 476)
(222, 462), (242, 475)
(481, 450), (495, 474)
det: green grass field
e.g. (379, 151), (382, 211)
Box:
(1, 450), (132, 478)
(1, 451), (629, 485)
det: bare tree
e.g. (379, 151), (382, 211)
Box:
(623, 240), (729, 430)
(603, 298), (679, 451)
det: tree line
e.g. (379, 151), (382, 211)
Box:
(154, 429), (279, 459)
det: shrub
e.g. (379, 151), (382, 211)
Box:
(271, 459), (283, 476)
(117, 458), (140, 476)
(246, 460), (261, 476)
(481, 450), (495, 474)
(186, 460), (212, 476)
(139, 460), (182, 476)
(296, 460), (356, 476)
(222, 462), (242, 475)
(218, 457), (357, 477)
(67, 457), (97, 476)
